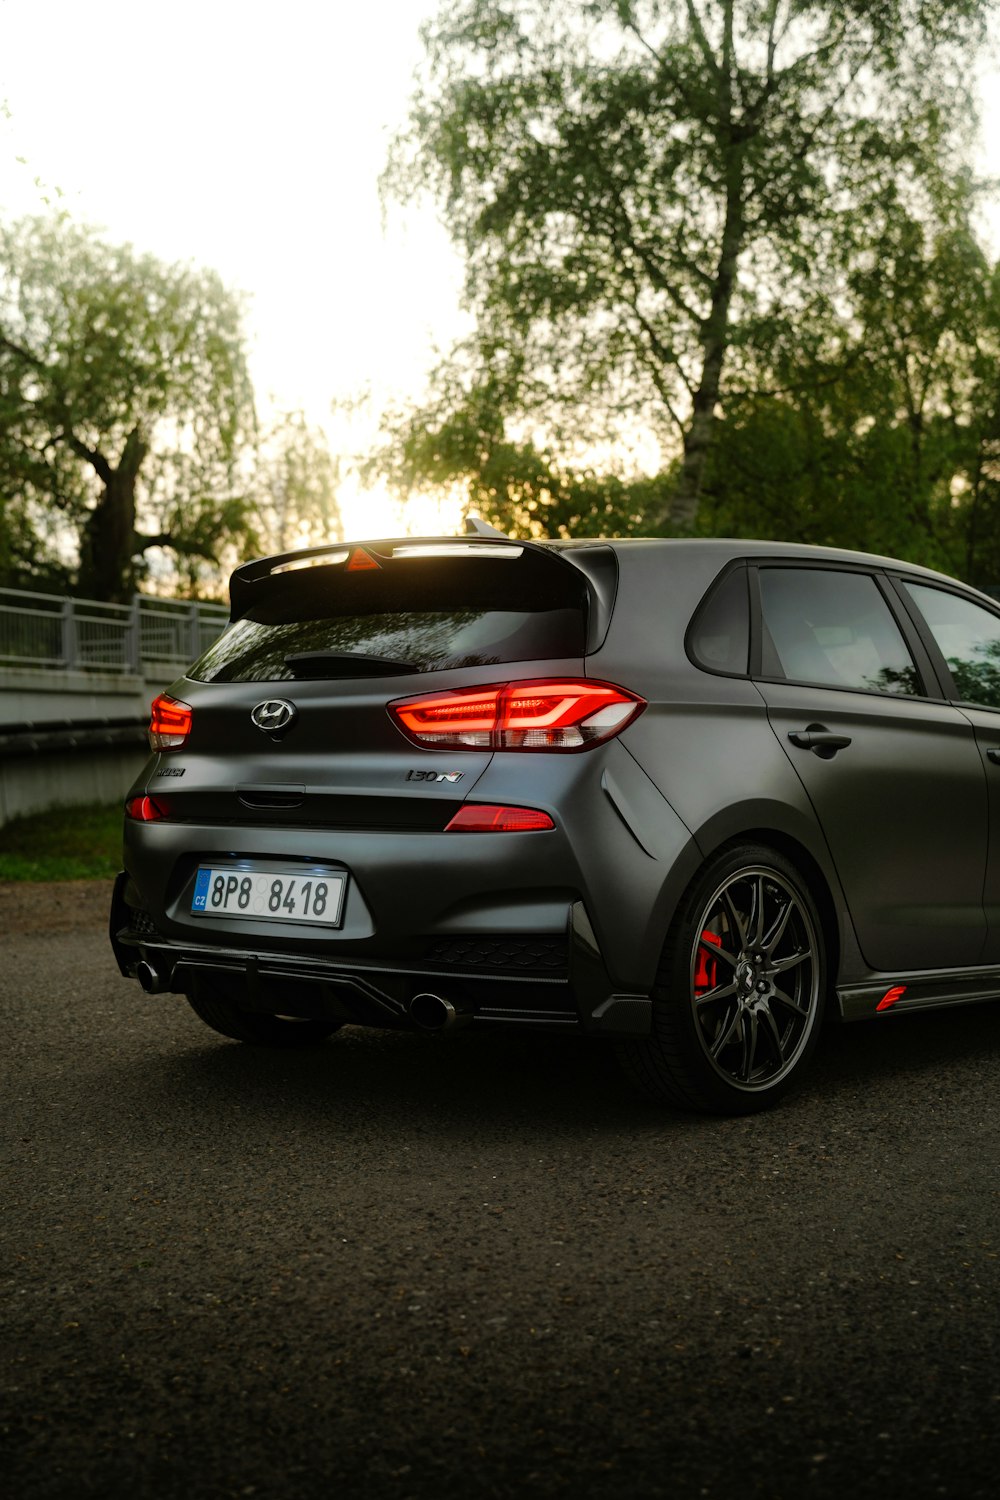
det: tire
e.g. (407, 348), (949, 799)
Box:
(185, 980), (342, 1048)
(619, 843), (826, 1115)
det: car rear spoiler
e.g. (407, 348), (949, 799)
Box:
(228, 530), (619, 653)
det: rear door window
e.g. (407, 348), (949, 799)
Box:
(758, 568), (920, 696)
(191, 550), (590, 682)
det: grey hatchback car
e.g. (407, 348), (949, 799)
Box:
(110, 528), (1000, 1114)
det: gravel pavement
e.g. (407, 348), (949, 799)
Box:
(3, 880), (1000, 1499)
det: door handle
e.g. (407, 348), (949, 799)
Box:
(987, 748), (1000, 765)
(788, 725), (852, 758)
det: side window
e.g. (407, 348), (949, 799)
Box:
(903, 583), (1000, 710)
(758, 568), (920, 696)
(688, 566), (750, 675)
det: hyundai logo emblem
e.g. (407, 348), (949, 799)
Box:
(251, 699), (297, 735)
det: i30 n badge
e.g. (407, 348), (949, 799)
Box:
(110, 526), (1000, 1115)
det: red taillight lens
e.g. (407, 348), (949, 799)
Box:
(390, 679), (644, 751)
(149, 693), (192, 751)
(125, 795), (168, 822)
(445, 804), (555, 832)
(394, 688), (498, 748)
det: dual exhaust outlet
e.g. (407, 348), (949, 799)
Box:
(135, 958), (468, 1033)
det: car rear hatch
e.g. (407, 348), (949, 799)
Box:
(148, 536), (616, 830)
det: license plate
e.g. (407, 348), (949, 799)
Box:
(191, 867), (346, 927)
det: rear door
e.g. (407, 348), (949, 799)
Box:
(753, 563), (987, 973)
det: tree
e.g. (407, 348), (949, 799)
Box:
(700, 169), (1000, 580)
(0, 214), (258, 600)
(257, 410), (344, 555)
(381, 0), (993, 533)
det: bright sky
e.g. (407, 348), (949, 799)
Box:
(1, 0), (999, 543)
(0, 0), (466, 539)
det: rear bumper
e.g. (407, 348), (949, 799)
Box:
(110, 872), (653, 1037)
(111, 738), (705, 1039)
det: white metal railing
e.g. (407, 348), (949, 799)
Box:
(0, 587), (229, 675)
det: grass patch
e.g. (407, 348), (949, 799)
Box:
(0, 802), (123, 881)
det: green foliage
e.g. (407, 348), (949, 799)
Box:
(0, 802), (121, 881)
(702, 177), (1000, 582)
(379, 0), (998, 550)
(0, 214), (259, 600)
(257, 411), (344, 554)
(372, 364), (673, 537)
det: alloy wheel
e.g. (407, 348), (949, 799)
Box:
(689, 865), (821, 1092)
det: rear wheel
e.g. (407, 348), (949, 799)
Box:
(186, 982), (342, 1047)
(619, 844), (826, 1114)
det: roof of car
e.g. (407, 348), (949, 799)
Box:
(546, 535), (972, 589)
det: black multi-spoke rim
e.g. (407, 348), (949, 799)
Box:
(689, 866), (820, 1092)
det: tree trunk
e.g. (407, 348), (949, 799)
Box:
(77, 427), (147, 602)
(661, 136), (746, 534)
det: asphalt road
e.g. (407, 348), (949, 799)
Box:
(3, 889), (1000, 1500)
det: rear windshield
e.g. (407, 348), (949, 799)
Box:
(190, 551), (589, 682)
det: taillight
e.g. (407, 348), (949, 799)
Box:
(125, 795), (168, 822)
(445, 804), (555, 832)
(149, 693), (192, 751)
(390, 679), (644, 751)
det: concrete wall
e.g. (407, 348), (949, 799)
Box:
(0, 667), (166, 829)
(0, 666), (159, 726)
(0, 742), (150, 827)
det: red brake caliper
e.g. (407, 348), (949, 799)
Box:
(694, 930), (722, 996)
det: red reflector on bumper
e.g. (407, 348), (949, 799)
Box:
(125, 795), (168, 822)
(445, 804), (555, 832)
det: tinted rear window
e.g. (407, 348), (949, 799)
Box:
(191, 552), (589, 682)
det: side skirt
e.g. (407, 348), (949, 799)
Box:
(837, 965), (1000, 1022)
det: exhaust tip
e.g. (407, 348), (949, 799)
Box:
(135, 959), (171, 995)
(409, 991), (465, 1032)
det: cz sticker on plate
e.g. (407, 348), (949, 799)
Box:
(191, 867), (346, 927)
